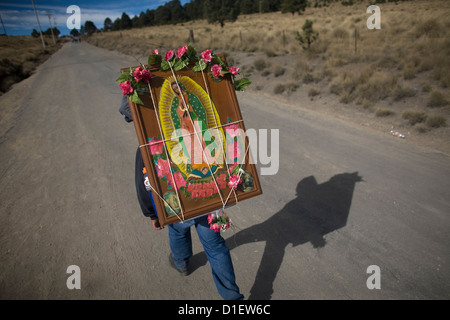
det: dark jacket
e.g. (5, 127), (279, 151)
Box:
(135, 147), (158, 220)
(120, 95), (157, 220)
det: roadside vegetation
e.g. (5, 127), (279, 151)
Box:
(0, 36), (63, 95)
(85, 0), (449, 141)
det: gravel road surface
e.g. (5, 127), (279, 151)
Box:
(1, 43), (449, 300)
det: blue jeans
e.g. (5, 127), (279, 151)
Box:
(168, 215), (244, 300)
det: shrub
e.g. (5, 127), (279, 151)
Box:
(273, 65), (286, 77)
(302, 73), (315, 84)
(427, 91), (449, 108)
(422, 83), (432, 92)
(375, 108), (395, 117)
(330, 83), (342, 96)
(273, 84), (285, 95)
(358, 72), (397, 102)
(415, 19), (444, 38)
(340, 91), (354, 104)
(273, 83), (299, 95)
(426, 115), (447, 128)
(402, 110), (427, 125)
(285, 82), (299, 93)
(403, 67), (416, 80)
(308, 87), (320, 97)
(253, 59), (267, 71)
(332, 28), (349, 39)
(393, 86), (417, 101)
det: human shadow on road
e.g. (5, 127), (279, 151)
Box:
(189, 172), (362, 300)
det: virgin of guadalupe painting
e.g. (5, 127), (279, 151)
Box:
(122, 60), (262, 227)
(158, 76), (226, 181)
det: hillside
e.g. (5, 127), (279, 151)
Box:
(0, 36), (63, 94)
(83, 0), (450, 154)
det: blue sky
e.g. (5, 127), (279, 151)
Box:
(0, 0), (190, 36)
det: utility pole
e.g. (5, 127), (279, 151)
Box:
(0, 12), (7, 36)
(31, 0), (46, 49)
(46, 11), (56, 44)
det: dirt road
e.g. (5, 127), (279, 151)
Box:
(1, 43), (449, 300)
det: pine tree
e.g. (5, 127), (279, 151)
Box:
(120, 13), (132, 29)
(104, 17), (112, 32)
(205, 0), (239, 28)
(296, 19), (319, 49)
(281, 0), (307, 15)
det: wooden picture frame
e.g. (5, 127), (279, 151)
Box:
(122, 59), (262, 226)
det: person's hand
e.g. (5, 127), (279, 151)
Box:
(151, 219), (164, 230)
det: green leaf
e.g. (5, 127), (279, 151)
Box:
(231, 165), (240, 175)
(148, 54), (162, 66)
(186, 43), (197, 60)
(193, 60), (207, 72)
(161, 60), (170, 71)
(173, 58), (189, 71)
(234, 78), (252, 91)
(213, 55), (226, 68)
(116, 70), (131, 82)
(129, 91), (144, 105)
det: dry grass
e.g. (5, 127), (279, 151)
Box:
(0, 36), (63, 94)
(85, 0), (450, 141)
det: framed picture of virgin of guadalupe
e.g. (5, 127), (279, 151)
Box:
(118, 45), (262, 227)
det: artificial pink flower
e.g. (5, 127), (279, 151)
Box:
(210, 223), (222, 232)
(228, 174), (242, 189)
(228, 66), (240, 75)
(212, 64), (223, 77)
(177, 45), (188, 59)
(151, 49), (159, 55)
(149, 138), (163, 155)
(133, 67), (152, 83)
(132, 67), (144, 82)
(165, 50), (175, 61)
(141, 69), (152, 83)
(119, 80), (133, 95)
(208, 211), (231, 232)
(201, 49), (212, 63)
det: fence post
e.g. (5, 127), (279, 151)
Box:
(189, 29), (195, 44)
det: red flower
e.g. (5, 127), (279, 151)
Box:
(201, 49), (212, 63)
(228, 174), (242, 189)
(141, 69), (152, 83)
(228, 66), (240, 75)
(132, 67), (152, 83)
(151, 49), (159, 55)
(177, 45), (188, 59)
(165, 50), (175, 61)
(208, 211), (232, 232)
(132, 67), (144, 82)
(212, 64), (223, 78)
(119, 80), (133, 95)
